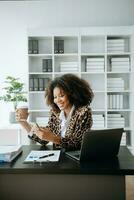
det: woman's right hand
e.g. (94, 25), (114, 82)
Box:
(16, 108), (29, 122)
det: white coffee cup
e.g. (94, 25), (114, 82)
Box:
(16, 105), (28, 121)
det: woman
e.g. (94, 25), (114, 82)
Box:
(16, 74), (94, 151)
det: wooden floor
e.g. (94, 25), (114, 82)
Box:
(126, 176), (134, 200)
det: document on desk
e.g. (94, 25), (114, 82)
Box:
(0, 145), (22, 162)
(24, 150), (61, 163)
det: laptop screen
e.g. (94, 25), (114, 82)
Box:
(66, 128), (123, 161)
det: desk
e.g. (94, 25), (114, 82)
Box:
(0, 145), (134, 200)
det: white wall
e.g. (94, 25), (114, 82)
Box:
(0, 0), (134, 125)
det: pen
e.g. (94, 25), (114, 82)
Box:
(39, 153), (54, 159)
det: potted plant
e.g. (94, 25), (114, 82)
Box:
(0, 76), (27, 123)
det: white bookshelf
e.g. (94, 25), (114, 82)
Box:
(28, 26), (134, 148)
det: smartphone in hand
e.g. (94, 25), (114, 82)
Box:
(36, 123), (40, 128)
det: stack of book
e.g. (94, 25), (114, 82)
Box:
(110, 57), (130, 72)
(29, 77), (50, 91)
(42, 59), (52, 72)
(92, 114), (105, 129)
(54, 40), (64, 53)
(0, 145), (22, 163)
(107, 39), (125, 53)
(107, 78), (124, 91)
(60, 62), (78, 72)
(108, 94), (123, 109)
(28, 39), (39, 54)
(86, 57), (104, 72)
(107, 113), (125, 128)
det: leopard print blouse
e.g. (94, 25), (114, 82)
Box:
(29, 105), (93, 151)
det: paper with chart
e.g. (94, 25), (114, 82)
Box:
(24, 150), (61, 162)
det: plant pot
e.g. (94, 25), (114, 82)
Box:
(9, 111), (18, 124)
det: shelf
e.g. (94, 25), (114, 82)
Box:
(107, 90), (130, 93)
(107, 52), (131, 56)
(54, 53), (78, 57)
(92, 109), (105, 112)
(29, 72), (52, 75)
(29, 91), (45, 94)
(28, 54), (52, 57)
(81, 53), (105, 56)
(81, 72), (105, 74)
(93, 90), (105, 93)
(107, 109), (131, 112)
(28, 27), (134, 147)
(107, 72), (131, 74)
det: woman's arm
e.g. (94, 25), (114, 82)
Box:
(27, 111), (61, 145)
(19, 121), (31, 133)
(61, 107), (93, 151)
(16, 108), (49, 145)
(35, 127), (61, 144)
(16, 108), (31, 133)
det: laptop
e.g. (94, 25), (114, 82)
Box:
(66, 128), (123, 161)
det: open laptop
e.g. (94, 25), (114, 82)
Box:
(66, 128), (123, 161)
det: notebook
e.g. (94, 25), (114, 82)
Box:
(66, 128), (123, 161)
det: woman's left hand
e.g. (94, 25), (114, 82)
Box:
(31, 124), (61, 144)
(36, 128), (53, 141)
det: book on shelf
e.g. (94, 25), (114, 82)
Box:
(28, 40), (33, 54)
(107, 78), (124, 91)
(54, 40), (59, 54)
(111, 57), (129, 62)
(44, 78), (50, 90)
(29, 77), (51, 91)
(86, 58), (104, 62)
(111, 67), (129, 72)
(107, 47), (124, 52)
(47, 59), (52, 72)
(38, 78), (44, 91)
(107, 39), (125, 52)
(60, 61), (78, 72)
(111, 62), (129, 66)
(42, 59), (52, 72)
(107, 39), (125, 44)
(33, 78), (39, 91)
(108, 94), (123, 109)
(85, 58), (104, 72)
(28, 39), (39, 54)
(58, 40), (64, 53)
(92, 114), (105, 128)
(86, 68), (104, 72)
(86, 62), (104, 66)
(29, 78), (34, 91)
(107, 113), (123, 117)
(54, 40), (64, 54)
(107, 113), (125, 128)
(107, 43), (125, 47)
(42, 59), (48, 72)
(110, 57), (130, 71)
(32, 40), (39, 54)
(0, 145), (22, 163)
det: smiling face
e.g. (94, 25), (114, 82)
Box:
(53, 87), (72, 115)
